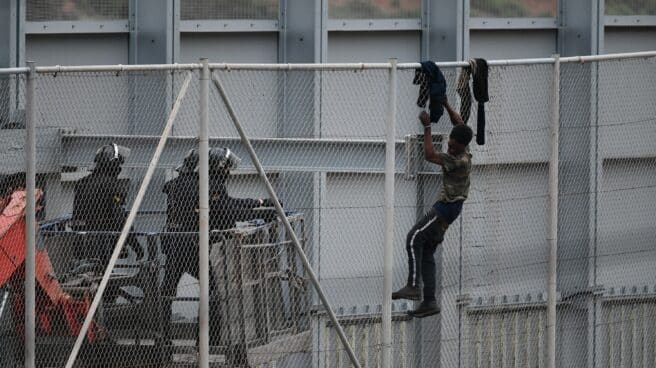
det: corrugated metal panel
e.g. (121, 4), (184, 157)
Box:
(602, 299), (656, 368)
(317, 308), (416, 368)
(467, 308), (546, 368)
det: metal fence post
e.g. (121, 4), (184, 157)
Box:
(64, 72), (194, 368)
(198, 58), (210, 368)
(24, 60), (37, 368)
(211, 73), (363, 368)
(381, 58), (397, 368)
(547, 54), (560, 368)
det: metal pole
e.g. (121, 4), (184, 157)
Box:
(211, 74), (362, 368)
(381, 58), (397, 368)
(24, 60), (36, 368)
(64, 72), (194, 368)
(198, 58), (210, 368)
(546, 54), (560, 368)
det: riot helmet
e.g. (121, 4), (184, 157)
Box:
(209, 147), (241, 173)
(176, 148), (199, 174)
(176, 147), (241, 174)
(93, 143), (130, 173)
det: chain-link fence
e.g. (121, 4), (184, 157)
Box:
(594, 56), (656, 368)
(606, 0), (656, 15)
(0, 52), (655, 367)
(181, 0), (279, 20)
(0, 71), (27, 368)
(470, 0), (557, 18)
(459, 61), (554, 368)
(26, 0), (129, 22)
(329, 0), (421, 19)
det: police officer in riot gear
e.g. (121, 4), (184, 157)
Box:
(161, 147), (275, 349)
(207, 147), (277, 229)
(71, 143), (142, 264)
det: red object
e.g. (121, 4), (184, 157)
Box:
(0, 191), (99, 341)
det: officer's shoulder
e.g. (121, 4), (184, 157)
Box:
(76, 173), (93, 185)
(164, 176), (181, 186)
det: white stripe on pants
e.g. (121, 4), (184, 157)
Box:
(409, 214), (438, 286)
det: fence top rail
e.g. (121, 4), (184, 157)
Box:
(0, 67), (29, 75)
(0, 50), (651, 75)
(34, 63), (202, 73)
(209, 50), (655, 70)
(62, 133), (406, 144)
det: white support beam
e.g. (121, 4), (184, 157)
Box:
(327, 18), (421, 32)
(25, 20), (129, 34)
(60, 134), (410, 174)
(604, 15), (656, 27)
(179, 19), (279, 33)
(469, 17), (558, 30)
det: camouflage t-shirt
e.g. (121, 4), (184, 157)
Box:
(437, 147), (472, 202)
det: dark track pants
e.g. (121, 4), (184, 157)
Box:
(405, 209), (450, 302)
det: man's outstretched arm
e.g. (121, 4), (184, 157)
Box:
(443, 99), (464, 126)
(419, 111), (444, 166)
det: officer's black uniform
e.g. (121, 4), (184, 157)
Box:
(71, 144), (139, 264)
(161, 148), (265, 348)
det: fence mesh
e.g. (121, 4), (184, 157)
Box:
(209, 67), (391, 367)
(32, 69), (200, 367)
(329, 0), (421, 19)
(605, 0), (656, 15)
(470, 0), (557, 17)
(181, 0), (279, 20)
(457, 63), (553, 368)
(594, 56), (656, 368)
(26, 0), (129, 22)
(0, 73), (26, 368)
(0, 53), (655, 368)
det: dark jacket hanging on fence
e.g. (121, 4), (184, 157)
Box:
(472, 58), (489, 145)
(413, 61), (447, 124)
(456, 60), (475, 124)
(456, 58), (489, 145)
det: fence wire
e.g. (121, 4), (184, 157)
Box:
(181, 0), (279, 20)
(470, 0), (557, 17)
(26, 0), (129, 22)
(0, 73), (27, 368)
(595, 56), (656, 368)
(329, 0), (421, 19)
(605, 0), (656, 15)
(0, 53), (654, 368)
